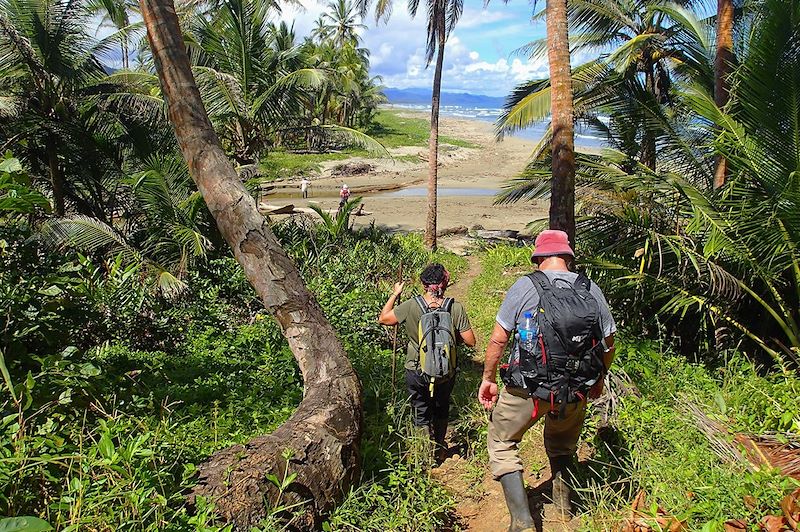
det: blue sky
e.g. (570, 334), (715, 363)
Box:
(279, 0), (591, 97)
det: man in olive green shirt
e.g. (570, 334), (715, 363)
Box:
(380, 263), (475, 460)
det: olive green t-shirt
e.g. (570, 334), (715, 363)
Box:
(394, 297), (472, 371)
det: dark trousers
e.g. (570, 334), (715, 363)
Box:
(405, 369), (455, 427)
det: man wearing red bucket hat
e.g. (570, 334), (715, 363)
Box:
(477, 230), (616, 530)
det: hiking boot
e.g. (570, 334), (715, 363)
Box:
(431, 418), (449, 463)
(549, 455), (573, 521)
(499, 471), (535, 532)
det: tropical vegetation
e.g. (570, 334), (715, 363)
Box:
(498, 0), (800, 368)
(2, 0), (800, 528)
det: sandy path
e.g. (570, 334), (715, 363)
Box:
(263, 112), (549, 233)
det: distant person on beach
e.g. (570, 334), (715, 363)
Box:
(478, 230), (616, 529)
(339, 184), (350, 210)
(379, 263), (476, 463)
(300, 178), (311, 198)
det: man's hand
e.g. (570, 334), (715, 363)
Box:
(478, 379), (499, 410)
(392, 282), (405, 296)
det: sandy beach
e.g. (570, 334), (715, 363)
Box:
(262, 111), (548, 234)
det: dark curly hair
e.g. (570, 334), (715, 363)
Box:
(420, 263), (450, 297)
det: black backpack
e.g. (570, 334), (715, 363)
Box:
(501, 271), (606, 415)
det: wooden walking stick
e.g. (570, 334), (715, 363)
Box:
(391, 262), (404, 397)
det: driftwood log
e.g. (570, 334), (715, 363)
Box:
(139, 0), (362, 528)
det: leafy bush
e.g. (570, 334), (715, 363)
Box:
(583, 343), (800, 530)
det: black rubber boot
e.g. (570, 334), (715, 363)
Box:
(499, 471), (536, 532)
(549, 455), (573, 521)
(431, 418), (449, 463)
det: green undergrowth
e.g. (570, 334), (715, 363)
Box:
(582, 344), (800, 530)
(1, 221), (469, 529)
(467, 243), (533, 344)
(6, 232), (798, 530)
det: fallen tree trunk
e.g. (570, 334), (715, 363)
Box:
(138, 0), (362, 528)
(436, 225), (469, 237)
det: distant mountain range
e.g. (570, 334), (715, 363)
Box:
(383, 87), (506, 108)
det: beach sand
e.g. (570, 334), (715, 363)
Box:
(262, 111), (548, 233)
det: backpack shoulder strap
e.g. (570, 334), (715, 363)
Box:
(441, 298), (454, 313)
(526, 270), (552, 300)
(573, 272), (592, 292)
(573, 273), (604, 341)
(415, 295), (429, 313)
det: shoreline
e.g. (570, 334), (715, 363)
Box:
(263, 110), (549, 233)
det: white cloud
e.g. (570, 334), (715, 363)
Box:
(275, 0), (561, 96)
(458, 8), (514, 29)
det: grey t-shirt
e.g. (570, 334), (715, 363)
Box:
(496, 271), (616, 338)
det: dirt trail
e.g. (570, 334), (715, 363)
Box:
(434, 249), (580, 532)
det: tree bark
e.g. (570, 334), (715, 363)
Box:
(424, 3), (446, 251)
(47, 135), (65, 217)
(546, 0), (576, 245)
(713, 0), (734, 189)
(641, 64), (657, 171)
(138, 0), (363, 528)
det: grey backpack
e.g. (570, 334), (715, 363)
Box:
(415, 296), (457, 396)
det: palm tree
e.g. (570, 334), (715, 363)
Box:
(545, 0), (576, 243)
(138, 0), (362, 526)
(359, 0), (463, 250)
(41, 155), (215, 296)
(189, 0), (327, 163)
(0, 0), (127, 217)
(321, 0), (366, 50)
(495, 2), (717, 215)
(558, 0), (800, 364)
(87, 0), (141, 69)
(713, 0), (735, 189)
(501, 0), (712, 172)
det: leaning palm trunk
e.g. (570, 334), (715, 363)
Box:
(138, 0), (362, 528)
(546, 0), (576, 244)
(425, 7), (446, 251)
(713, 0), (734, 189)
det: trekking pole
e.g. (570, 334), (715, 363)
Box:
(390, 262), (403, 398)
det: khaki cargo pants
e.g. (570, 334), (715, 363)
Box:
(488, 386), (587, 479)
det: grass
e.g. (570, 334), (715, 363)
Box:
(259, 151), (353, 180)
(466, 243), (533, 348)
(366, 110), (480, 149)
(259, 110), (480, 180)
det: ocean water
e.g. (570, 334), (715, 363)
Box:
(388, 104), (607, 149)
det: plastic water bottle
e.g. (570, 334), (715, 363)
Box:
(520, 311), (537, 355)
